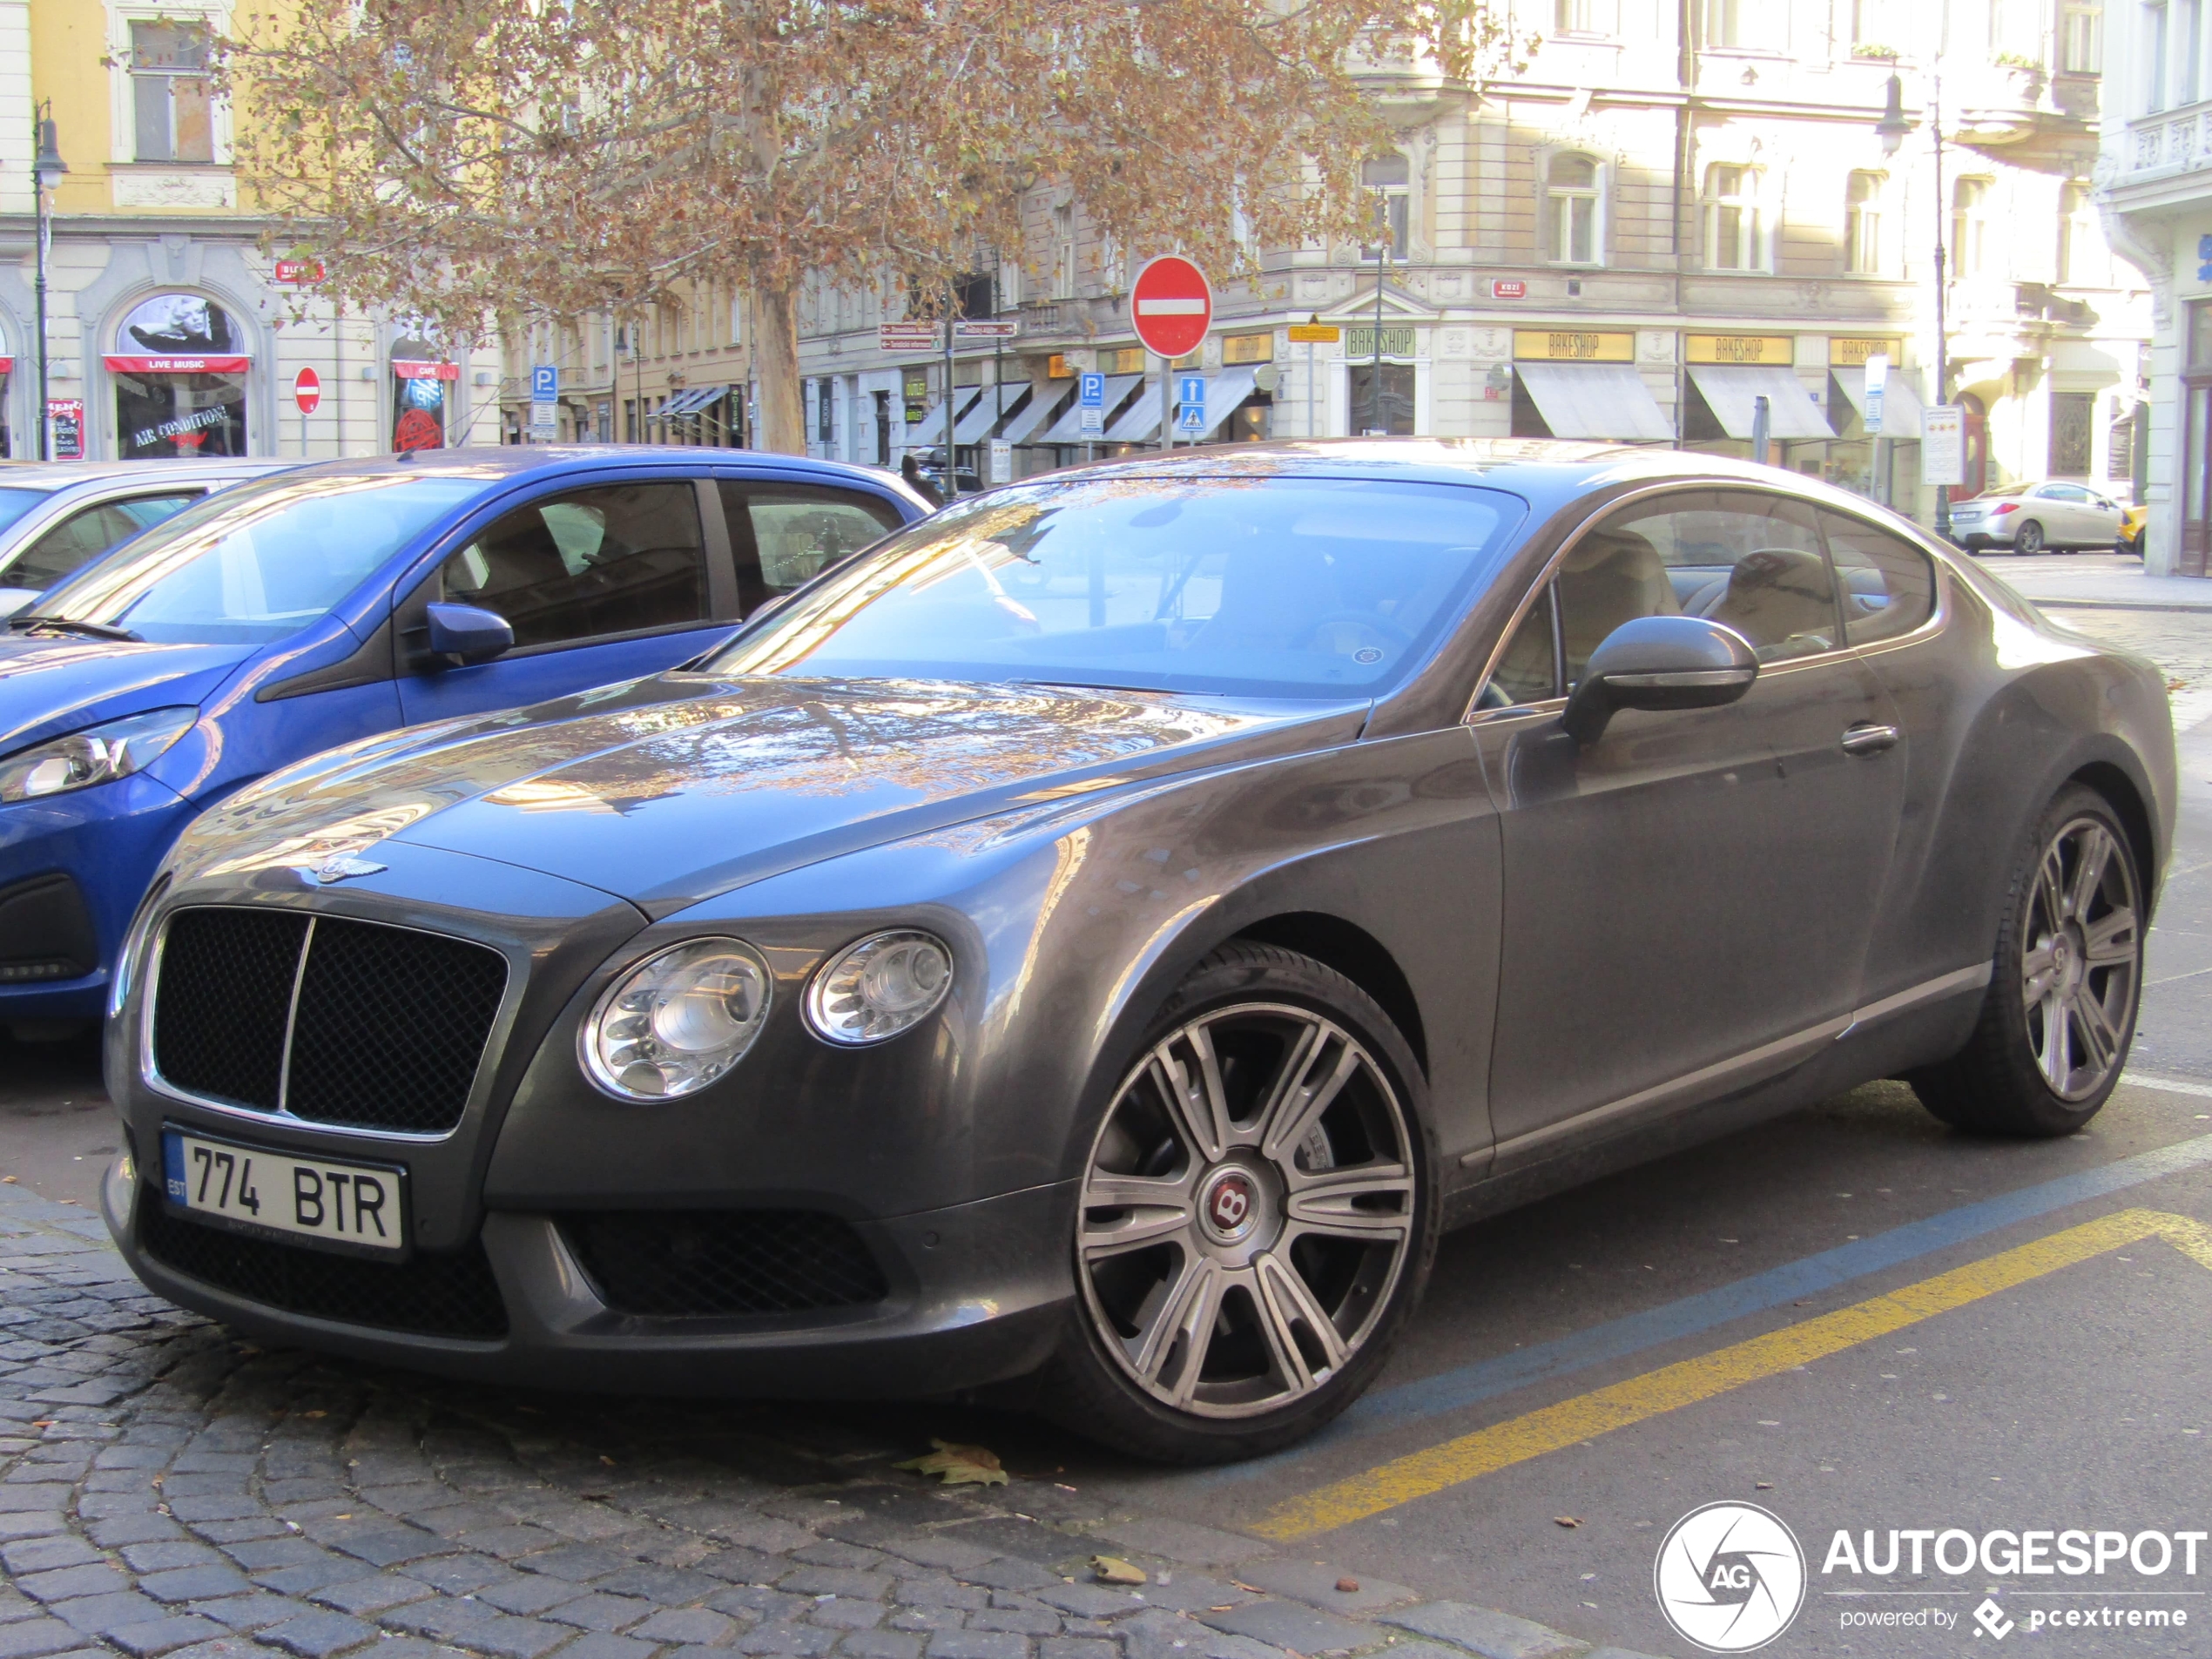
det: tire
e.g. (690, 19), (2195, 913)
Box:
(2014, 520), (2046, 555)
(1908, 785), (2145, 1136)
(1042, 942), (1440, 1462)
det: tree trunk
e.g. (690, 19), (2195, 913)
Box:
(753, 280), (806, 455)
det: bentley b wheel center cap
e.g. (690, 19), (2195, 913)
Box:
(1200, 1167), (1263, 1244)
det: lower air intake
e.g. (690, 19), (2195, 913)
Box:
(558, 1210), (888, 1318)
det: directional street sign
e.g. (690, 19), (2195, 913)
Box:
(954, 320), (1019, 341)
(1130, 256), (1213, 361)
(1177, 374), (1206, 434)
(878, 322), (943, 353)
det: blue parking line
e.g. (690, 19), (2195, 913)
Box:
(1206, 1100), (2212, 1484)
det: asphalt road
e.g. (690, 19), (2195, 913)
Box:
(4, 587), (2211, 1659)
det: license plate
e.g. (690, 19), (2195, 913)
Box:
(161, 1129), (407, 1255)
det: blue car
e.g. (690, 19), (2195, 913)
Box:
(0, 448), (930, 1032)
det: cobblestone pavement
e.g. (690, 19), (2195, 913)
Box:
(0, 1184), (1651, 1659)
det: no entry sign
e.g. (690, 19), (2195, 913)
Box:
(293, 368), (321, 415)
(1130, 256), (1212, 361)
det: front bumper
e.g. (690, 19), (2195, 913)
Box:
(105, 1151), (1076, 1396)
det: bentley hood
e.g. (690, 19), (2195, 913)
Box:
(167, 673), (1366, 912)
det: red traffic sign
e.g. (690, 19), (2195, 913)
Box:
(1130, 255), (1212, 361)
(293, 368), (321, 415)
(1491, 279), (1527, 300)
(274, 259), (325, 285)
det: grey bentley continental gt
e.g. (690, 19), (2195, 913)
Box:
(101, 441), (2175, 1461)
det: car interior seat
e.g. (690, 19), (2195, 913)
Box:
(1557, 528), (1677, 677)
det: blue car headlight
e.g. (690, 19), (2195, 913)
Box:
(0, 707), (197, 804)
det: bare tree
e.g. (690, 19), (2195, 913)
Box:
(223, 0), (1515, 453)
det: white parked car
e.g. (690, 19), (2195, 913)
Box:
(0, 459), (303, 616)
(1947, 481), (2127, 554)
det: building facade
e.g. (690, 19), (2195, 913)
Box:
(7, 0), (495, 463)
(2099, 0), (2212, 573)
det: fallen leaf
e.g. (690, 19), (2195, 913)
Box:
(1211, 1605), (1236, 1612)
(1336, 1578), (1361, 1594)
(598, 1455), (617, 1467)
(334, 1514), (353, 1520)
(2, 1177), (16, 1184)
(1554, 1517), (1581, 1528)
(303, 1410), (327, 1419)
(580, 1492), (611, 1501)
(1092, 1556), (1148, 1586)
(1755, 1483), (1772, 1491)
(1231, 1581), (1264, 1594)
(896, 1438), (1009, 1487)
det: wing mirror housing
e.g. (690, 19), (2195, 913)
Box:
(1561, 615), (1759, 745)
(423, 602), (515, 667)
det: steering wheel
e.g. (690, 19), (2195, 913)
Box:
(1291, 610), (1417, 654)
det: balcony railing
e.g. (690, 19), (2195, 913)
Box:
(2120, 100), (2212, 180)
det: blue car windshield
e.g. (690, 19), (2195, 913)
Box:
(704, 476), (1524, 698)
(30, 472), (492, 644)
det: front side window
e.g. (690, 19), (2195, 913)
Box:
(716, 482), (902, 611)
(1546, 153), (1602, 265)
(1844, 172), (1886, 275)
(702, 477), (1524, 700)
(132, 21), (214, 163)
(1556, 490), (1838, 680)
(33, 474), (489, 644)
(1819, 510), (1935, 645)
(439, 482), (708, 650)
(1704, 165), (1766, 271)
(1477, 588), (1560, 709)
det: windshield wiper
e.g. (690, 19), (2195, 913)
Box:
(9, 615), (143, 643)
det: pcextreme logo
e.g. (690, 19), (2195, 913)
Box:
(1654, 1502), (1809, 1653)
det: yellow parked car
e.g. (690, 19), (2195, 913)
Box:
(2121, 502), (2148, 556)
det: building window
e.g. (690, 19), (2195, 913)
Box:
(1544, 153), (1603, 265)
(111, 293), (247, 459)
(1951, 177), (1992, 278)
(1703, 165), (1766, 271)
(1844, 172), (1885, 274)
(131, 21), (215, 163)
(2050, 392), (2095, 475)
(1363, 153), (1410, 261)
(2060, 1), (2104, 69)
(2148, 0), (2169, 111)
(1851, 0), (1905, 51)
(1703, 0), (1770, 47)
(1554, 0), (1619, 31)
(2058, 181), (2107, 284)
(1053, 206), (1076, 300)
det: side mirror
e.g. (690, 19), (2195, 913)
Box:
(1561, 615), (1759, 745)
(423, 602), (514, 667)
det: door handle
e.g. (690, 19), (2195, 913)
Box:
(1840, 722), (1900, 756)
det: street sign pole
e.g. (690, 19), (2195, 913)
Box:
(1129, 256), (1214, 457)
(944, 280), (957, 500)
(1160, 357), (1172, 453)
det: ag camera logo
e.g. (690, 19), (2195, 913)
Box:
(1655, 1502), (1807, 1652)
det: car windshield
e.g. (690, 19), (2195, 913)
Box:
(702, 476), (1523, 699)
(0, 487), (55, 543)
(29, 472), (493, 644)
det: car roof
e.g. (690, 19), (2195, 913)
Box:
(0, 458), (306, 493)
(260, 446), (936, 512)
(1022, 438), (1939, 531)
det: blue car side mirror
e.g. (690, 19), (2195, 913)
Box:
(423, 602), (515, 668)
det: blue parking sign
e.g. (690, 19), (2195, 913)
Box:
(531, 365), (558, 402)
(1079, 372), (1106, 408)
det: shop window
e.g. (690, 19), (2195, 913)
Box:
(111, 293), (247, 459)
(2049, 392), (2095, 475)
(1951, 179), (1993, 278)
(1703, 165), (1767, 272)
(1363, 154), (1410, 262)
(131, 22), (214, 164)
(1545, 153), (1604, 266)
(1844, 172), (1886, 275)
(391, 339), (455, 452)
(1347, 363), (1415, 435)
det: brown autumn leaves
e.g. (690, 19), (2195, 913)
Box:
(220, 0), (1515, 451)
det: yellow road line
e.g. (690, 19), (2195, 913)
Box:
(1254, 1207), (2212, 1541)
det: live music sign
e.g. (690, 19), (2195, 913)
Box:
(1129, 255), (1212, 360)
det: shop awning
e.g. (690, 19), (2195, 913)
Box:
(954, 384), (1029, 444)
(1001, 383), (1072, 444)
(1685, 364), (1833, 440)
(1039, 374), (1142, 443)
(1829, 368), (1927, 439)
(1186, 368), (1263, 440)
(392, 360), (461, 381)
(658, 385), (728, 418)
(104, 354), (252, 374)
(1105, 379), (1166, 443)
(1513, 362), (1673, 442)
(907, 387), (983, 446)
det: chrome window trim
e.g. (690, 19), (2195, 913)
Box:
(1464, 481), (1952, 720)
(139, 903), (516, 1147)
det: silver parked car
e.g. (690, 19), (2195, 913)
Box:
(1947, 481), (2127, 554)
(0, 459), (303, 616)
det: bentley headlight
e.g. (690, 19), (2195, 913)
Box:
(582, 938), (772, 1100)
(0, 707), (196, 804)
(805, 930), (954, 1046)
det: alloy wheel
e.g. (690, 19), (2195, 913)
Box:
(2021, 816), (2140, 1101)
(1076, 1001), (1416, 1419)
(2016, 520), (2045, 554)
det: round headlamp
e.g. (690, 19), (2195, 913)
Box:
(581, 937), (772, 1100)
(804, 930), (954, 1047)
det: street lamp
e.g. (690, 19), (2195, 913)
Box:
(1875, 71), (1953, 541)
(32, 105), (65, 462)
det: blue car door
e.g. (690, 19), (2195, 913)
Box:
(396, 473), (739, 725)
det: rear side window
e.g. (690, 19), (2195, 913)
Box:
(717, 482), (902, 613)
(10, 492), (199, 590)
(1819, 510), (1936, 646)
(441, 482), (707, 649)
